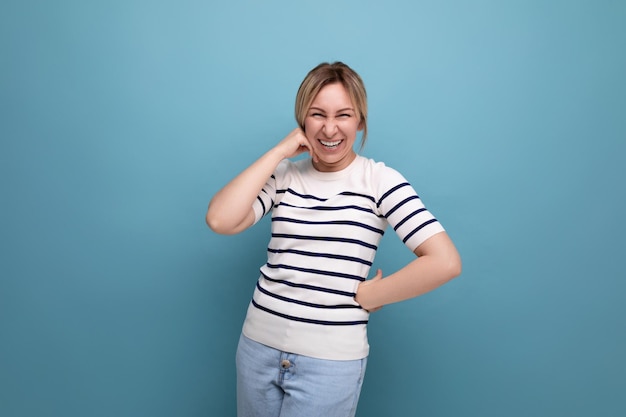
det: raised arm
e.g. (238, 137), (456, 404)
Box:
(206, 128), (315, 235)
(355, 231), (462, 311)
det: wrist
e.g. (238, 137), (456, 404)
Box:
(265, 146), (288, 165)
(355, 281), (379, 311)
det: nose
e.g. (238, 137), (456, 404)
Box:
(322, 119), (338, 137)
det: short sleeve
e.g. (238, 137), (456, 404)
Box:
(375, 166), (445, 252)
(251, 159), (289, 224)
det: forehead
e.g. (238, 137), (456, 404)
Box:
(310, 83), (354, 108)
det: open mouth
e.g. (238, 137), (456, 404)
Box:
(319, 139), (343, 149)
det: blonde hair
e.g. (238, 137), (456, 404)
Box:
(295, 62), (368, 147)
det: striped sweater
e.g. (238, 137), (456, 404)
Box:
(242, 155), (445, 360)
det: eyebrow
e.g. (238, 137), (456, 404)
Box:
(309, 107), (355, 113)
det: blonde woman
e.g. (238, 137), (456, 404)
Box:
(207, 62), (461, 417)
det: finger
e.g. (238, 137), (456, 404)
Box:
(293, 130), (310, 148)
(298, 137), (318, 163)
(292, 128), (315, 157)
(281, 129), (312, 159)
(298, 142), (313, 157)
(372, 268), (383, 281)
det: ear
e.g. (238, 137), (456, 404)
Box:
(357, 120), (364, 131)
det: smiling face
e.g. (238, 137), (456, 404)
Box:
(304, 83), (363, 172)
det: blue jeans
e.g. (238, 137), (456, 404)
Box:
(236, 334), (367, 417)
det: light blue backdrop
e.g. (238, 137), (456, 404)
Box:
(1, 1), (624, 416)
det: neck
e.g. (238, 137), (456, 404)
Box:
(312, 152), (357, 172)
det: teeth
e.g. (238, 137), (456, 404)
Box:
(320, 139), (342, 147)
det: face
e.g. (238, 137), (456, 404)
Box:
(304, 83), (362, 172)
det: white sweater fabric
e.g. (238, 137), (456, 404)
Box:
(243, 155), (445, 360)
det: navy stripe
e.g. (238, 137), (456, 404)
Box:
(277, 189), (376, 204)
(257, 282), (361, 309)
(339, 191), (376, 203)
(276, 202), (381, 216)
(272, 217), (384, 234)
(402, 218), (439, 243)
(284, 188), (327, 201)
(262, 273), (356, 297)
(267, 247), (372, 266)
(256, 196), (266, 215)
(393, 208), (427, 231)
(252, 299), (368, 326)
(271, 233), (378, 250)
(266, 263), (365, 281)
(385, 195), (420, 218)
(261, 187), (273, 201)
(377, 182), (411, 208)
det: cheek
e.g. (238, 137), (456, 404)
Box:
(303, 119), (320, 136)
(340, 121), (360, 136)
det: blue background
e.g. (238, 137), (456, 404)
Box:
(1, 1), (625, 416)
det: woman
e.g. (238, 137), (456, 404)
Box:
(206, 62), (461, 417)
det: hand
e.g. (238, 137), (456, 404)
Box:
(355, 269), (384, 313)
(275, 128), (318, 163)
